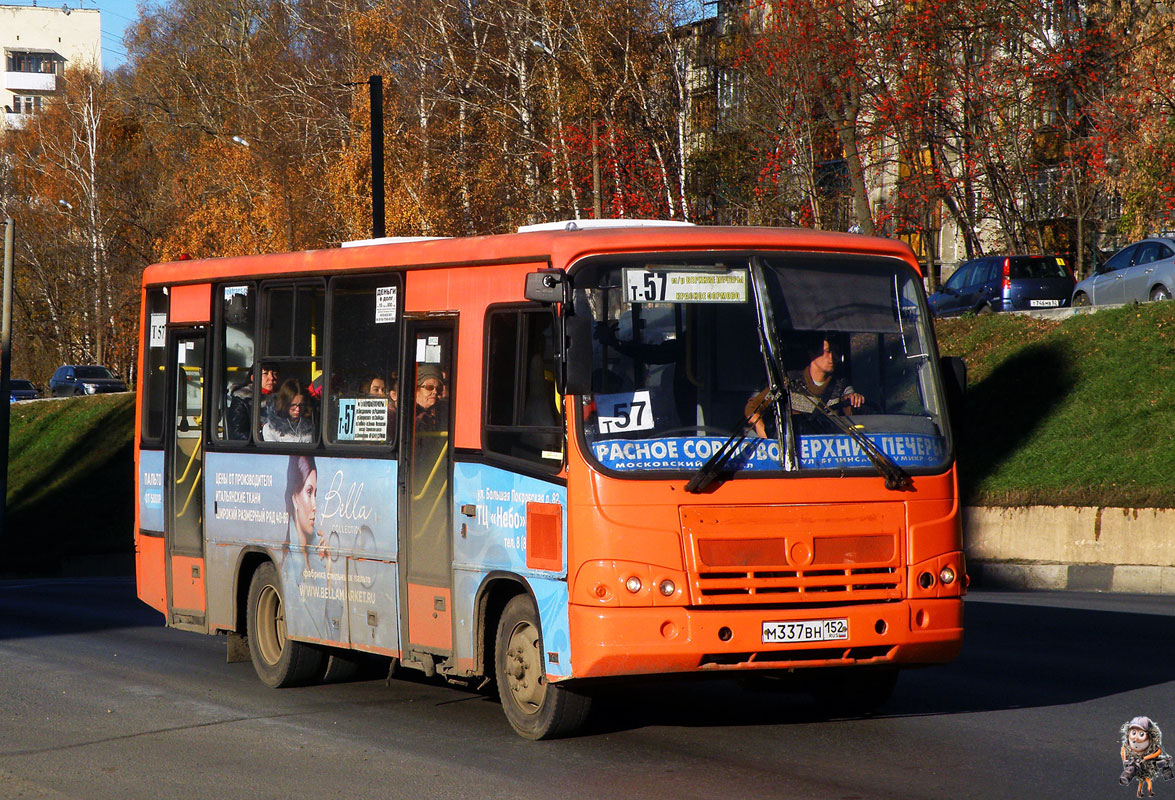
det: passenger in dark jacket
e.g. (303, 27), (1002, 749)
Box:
(261, 379), (315, 443)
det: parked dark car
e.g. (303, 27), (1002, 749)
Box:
(49, 365), (128, 397)
(929, 255), (1075, 317)
(1072, 237), (1175, 306)
(9, 379), (41, 402)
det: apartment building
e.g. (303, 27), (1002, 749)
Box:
(1, 3), (101, 130)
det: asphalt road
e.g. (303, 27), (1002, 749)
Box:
(0, 578), (1169, 800)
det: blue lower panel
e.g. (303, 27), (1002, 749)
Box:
(452, 569), (572, 679)
(347, 558), (400, 653)
(203, 451), (398, 646)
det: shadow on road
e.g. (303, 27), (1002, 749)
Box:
(583, 597), (1174, 734)
(0, 576), (157, 640)
(4, 577), (1171, 735)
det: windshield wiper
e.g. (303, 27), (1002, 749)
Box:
(684, 389), (776, 494)
(788, 378), (913, 491)
(749, 257), (798, 472)
(685, 260), (798, 494)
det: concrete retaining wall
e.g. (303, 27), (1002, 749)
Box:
(964, 506), (1175, 593)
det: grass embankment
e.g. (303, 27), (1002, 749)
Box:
(936, 302), (1175, 508)
(5, 393), (134, 572)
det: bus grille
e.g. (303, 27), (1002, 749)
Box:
(680, 504), (906, 607)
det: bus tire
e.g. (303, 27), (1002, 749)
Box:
(246, 562), (325, 688)
(495, 594), (590, 740)
(320, 649), (384, 683)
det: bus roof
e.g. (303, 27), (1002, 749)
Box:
(141, 226), (921, 287)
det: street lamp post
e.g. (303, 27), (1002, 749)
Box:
(369, 75), (385, 240)
(0, 217), (15, 541)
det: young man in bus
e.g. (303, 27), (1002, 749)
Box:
(746, 333), (864, 437)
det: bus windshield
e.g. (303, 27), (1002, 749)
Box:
(573, 252), (950, 478)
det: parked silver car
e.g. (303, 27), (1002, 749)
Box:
(1072, 238), (1175, 306)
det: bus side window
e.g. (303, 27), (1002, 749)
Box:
(483, 306), (562, 468)
(324, 275), (402, 448)
(217, 284), (255, 442)
(259, 281), (325, 446)
(141, 287), (169, 444)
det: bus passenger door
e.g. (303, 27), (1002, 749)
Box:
(400, 319), (456, 668)
(165, 331), (208, 632)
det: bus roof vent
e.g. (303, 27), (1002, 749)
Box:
(341, 236), (449, 248)
(517, 219), (694, 233)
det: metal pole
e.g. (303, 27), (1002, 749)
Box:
(0, 218), (15, 541)
(369, 75), (385, 240)
(591, 120), (602, 219)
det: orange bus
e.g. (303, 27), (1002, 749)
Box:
(134, 222), (966, 739)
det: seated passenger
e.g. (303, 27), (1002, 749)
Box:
(261, 378), (316, 443)
(361, 375), (387, 397)
(413, 365), (446, 433)
(227, 364), (278, 441)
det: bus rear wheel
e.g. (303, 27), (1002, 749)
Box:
(495, 594), (591, 740)
(246, 562), (325, 688)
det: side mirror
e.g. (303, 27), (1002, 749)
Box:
(940, 355), (966, 427)
(564, 315), (592, 395)
(525, 269), (570, 305)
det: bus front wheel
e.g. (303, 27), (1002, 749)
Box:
(246, 562), (325, 688)
(494, 594), (591, 740)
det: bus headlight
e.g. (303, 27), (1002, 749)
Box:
(658, 579), (676, 597)
(939, 566), (956, 585)
(625, 576), (642, 594)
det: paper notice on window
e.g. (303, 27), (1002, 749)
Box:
(353, 398), (388, 441)
(596, 390), (655, 434)
(425, 336), (442, 363)
(375, 286), (397, 323)
(337, 398), (388, 442)
(622, 269), (748, 304)
(150, 313), (166, 348)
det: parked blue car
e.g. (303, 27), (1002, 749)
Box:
(1072, 238), (1175, 306)
(929, 255), (1075, 317)
(9, 379), (40, 402)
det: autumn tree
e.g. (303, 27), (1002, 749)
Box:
(0, 66), (148, 381)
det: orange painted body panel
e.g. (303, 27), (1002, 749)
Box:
(169, 283), (211, 324)
(169, 555), (207, 612)
(562, 427), (963, 679)
(404, 263), (545, 449)
(136, 534), (166, 613)
(407, 584), (453, 651)
(568, 599), (963, 678)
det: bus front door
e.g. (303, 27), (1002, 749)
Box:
(164, 331), (208, 632)
(400, 320), (456, 670)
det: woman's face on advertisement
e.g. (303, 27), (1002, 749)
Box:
(292, 469), (317, 541)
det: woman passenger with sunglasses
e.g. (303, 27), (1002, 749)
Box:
(413, 364), (447, 432)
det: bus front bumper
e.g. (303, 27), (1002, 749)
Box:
(565, 598), (962, 679)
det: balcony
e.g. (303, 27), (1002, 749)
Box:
(5, 71), (56, 92)
(3, 112), (30, 130)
